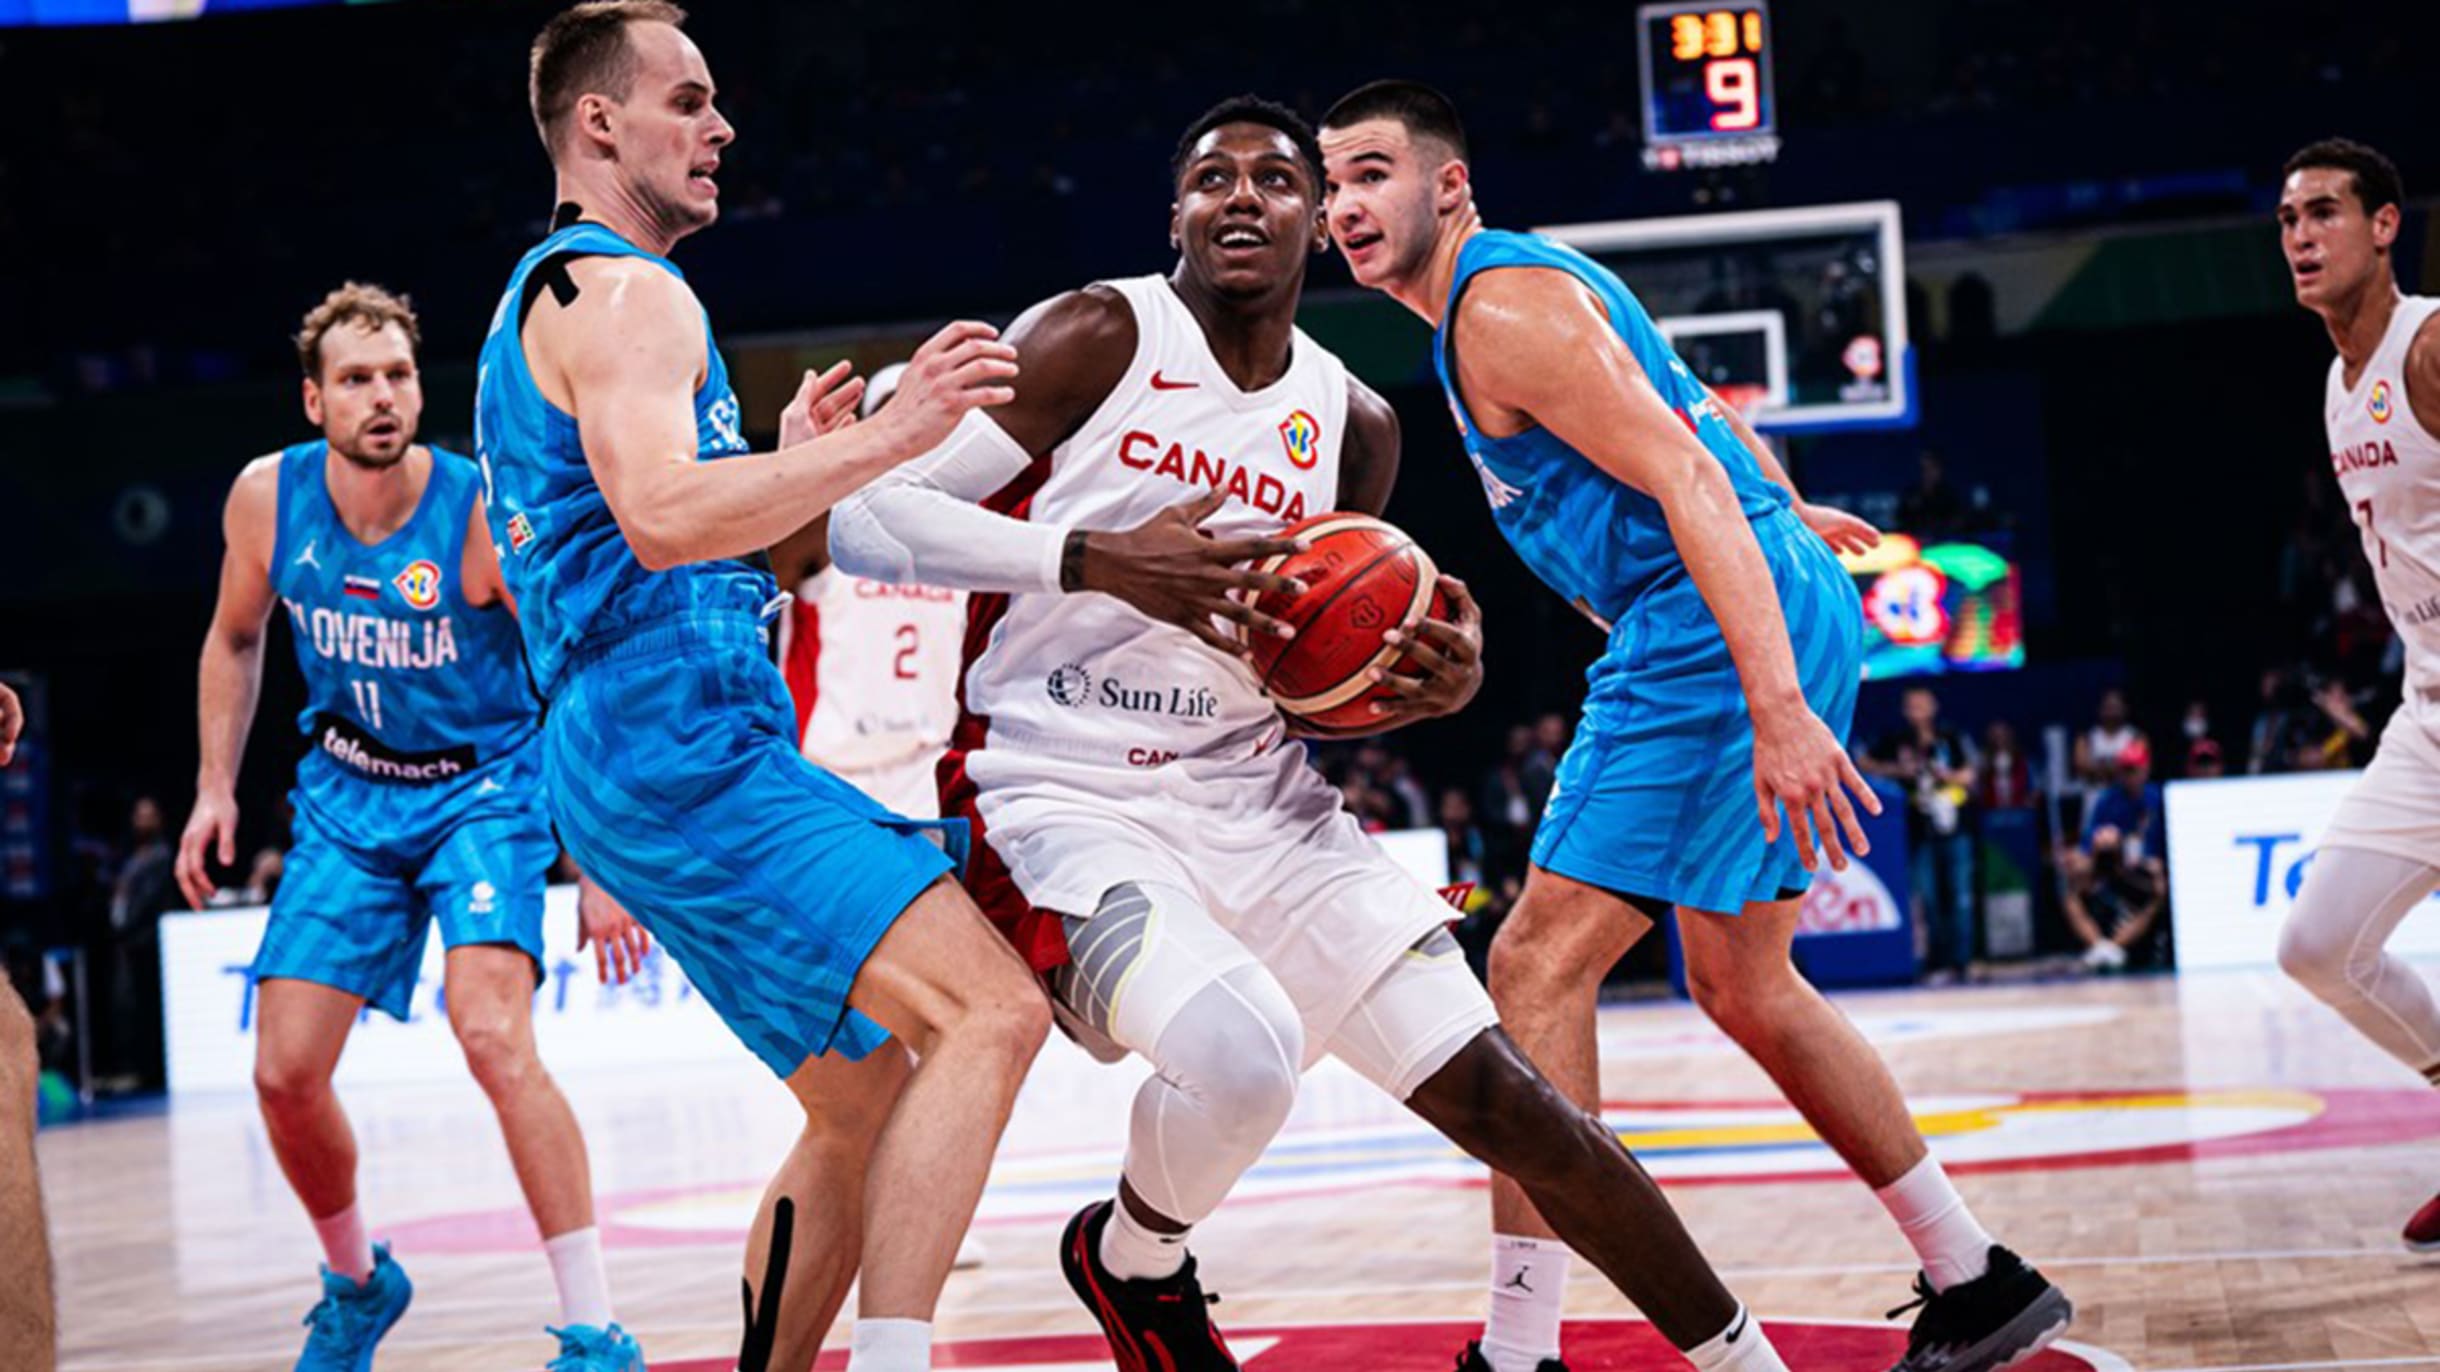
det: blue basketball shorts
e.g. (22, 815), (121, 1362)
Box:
(1532, 508), (1864, 916)
(543, 615), (956, 1077)
(253, 745), (553, 1020)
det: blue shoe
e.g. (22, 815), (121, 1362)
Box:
(549, 1322), (649, 1371)
(295, 1242), (412, 1372)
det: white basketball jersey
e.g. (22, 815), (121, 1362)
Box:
(964, 275), (1349, 766)
(780, 566), (967, 771)
(2327, 295), (2440, 693)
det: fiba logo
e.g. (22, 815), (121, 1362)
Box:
(2370, 379), (2395, 425)
(1045, 662), (1093, 708)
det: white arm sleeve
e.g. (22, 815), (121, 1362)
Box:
(827, 410), (1070, 593)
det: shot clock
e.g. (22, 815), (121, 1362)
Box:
(1637, 0), (1781, 170)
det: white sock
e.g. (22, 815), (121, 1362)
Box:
(311, 1203), (374, 1286)
(846, 1317), (931, 1371)
(543, 1226), (615, 1328)
(1100, 1197), (1188, 1282)
(1481, 1234), (1570, 1372)
(1874, 1156), (1995, 1290)
(1682, 1304), (1788, 1372)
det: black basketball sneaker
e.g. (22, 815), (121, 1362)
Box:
(1059, 1200), (1239, 1372)
(1886, 1245), (2074, 1372)
(1454, 1340), (1569, 1371)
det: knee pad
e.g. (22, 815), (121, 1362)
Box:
(1151, 966), (1305, 1148)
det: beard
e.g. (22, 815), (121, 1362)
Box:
(331, 424), (411, 469)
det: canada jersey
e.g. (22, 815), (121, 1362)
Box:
(781, 567), (967, 770)
(267, 442), (537, 793)
(963, 275), (1348, 763)
(474, 221), (774, 698)
(1433, 230), (1791, 629)
(2328, 295), (2440, 694)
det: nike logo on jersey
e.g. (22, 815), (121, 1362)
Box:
(294, 538), (321, 570)
(1149, 371), (1198, 391)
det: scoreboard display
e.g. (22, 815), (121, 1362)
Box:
(1637, 0), (1780, 170)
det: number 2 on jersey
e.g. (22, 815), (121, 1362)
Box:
(2359, 498), (2389, 568)
(894, 624), (919, 680)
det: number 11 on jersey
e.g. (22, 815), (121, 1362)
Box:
(352, 679), (384, 729)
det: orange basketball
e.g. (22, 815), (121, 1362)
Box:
(1241, 512), (1455, 736)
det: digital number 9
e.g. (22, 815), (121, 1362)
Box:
(1707, 57), (1760, 130)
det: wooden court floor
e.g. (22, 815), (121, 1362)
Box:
(38, 968), (2440, 1370)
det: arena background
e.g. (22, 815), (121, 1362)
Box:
(13, 2), (2440, 1368)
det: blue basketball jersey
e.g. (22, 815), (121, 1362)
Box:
(473, 221), (774, 698)
(267, 442), (538, 792)
(1433, 229), (1791, 629)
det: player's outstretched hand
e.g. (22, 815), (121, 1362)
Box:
(871, 320), (1019, 457)
(0, 680), (19, 767)
(576, 873), (653, 986)
(1368, 575), (1485, 721)
(777, 360), (866, 450)
(176, 790), (239, 909)
(1751, 704), (1881, 873)
(1797, 501), (1880, 557)
(1071, 487), (1310, 659)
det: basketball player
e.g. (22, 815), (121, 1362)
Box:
(174, 283), (651, 1371)
(2273, 138), (2440, 1247)
(830, 95), (1792, 1372)
(1319, 82), (2071, 1372)
(477, 7), (1048, 1370)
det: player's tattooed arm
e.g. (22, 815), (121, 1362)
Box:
(1706, 383), (1878, 557)
(179, 456), (282, 909)
(1452, 267), (1879, 870)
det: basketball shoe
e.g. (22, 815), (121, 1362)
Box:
(548, 1322), (648, 1370)
(2403, 1192), (2440, 1252)
(294, 1242), (411, 1372)
(1454, 1340), (1569, 1371)
(1884, 1245), (2072, 1372)
(1059, 1200), (1238, 1371)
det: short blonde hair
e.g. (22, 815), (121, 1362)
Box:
(295, 282), (420, 380)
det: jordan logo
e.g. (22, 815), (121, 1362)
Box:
(294, 538), (321, 570)
(1150, 370), (1198, 391)
(1503, 1268), (1535, 1294)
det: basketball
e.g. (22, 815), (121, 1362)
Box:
(1241, 512), (1454, 735)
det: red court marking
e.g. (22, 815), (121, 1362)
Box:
(658, 1317), (2119, 1371)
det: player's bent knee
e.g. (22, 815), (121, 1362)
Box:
(1157, 973), (1304, 1145)
(2276, 915), (2351, 997)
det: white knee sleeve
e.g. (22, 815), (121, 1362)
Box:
(2281, 845), (2440, 1076)
(1125, 966), (1305, 1223)
(1052, 881), (1305, 1225)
